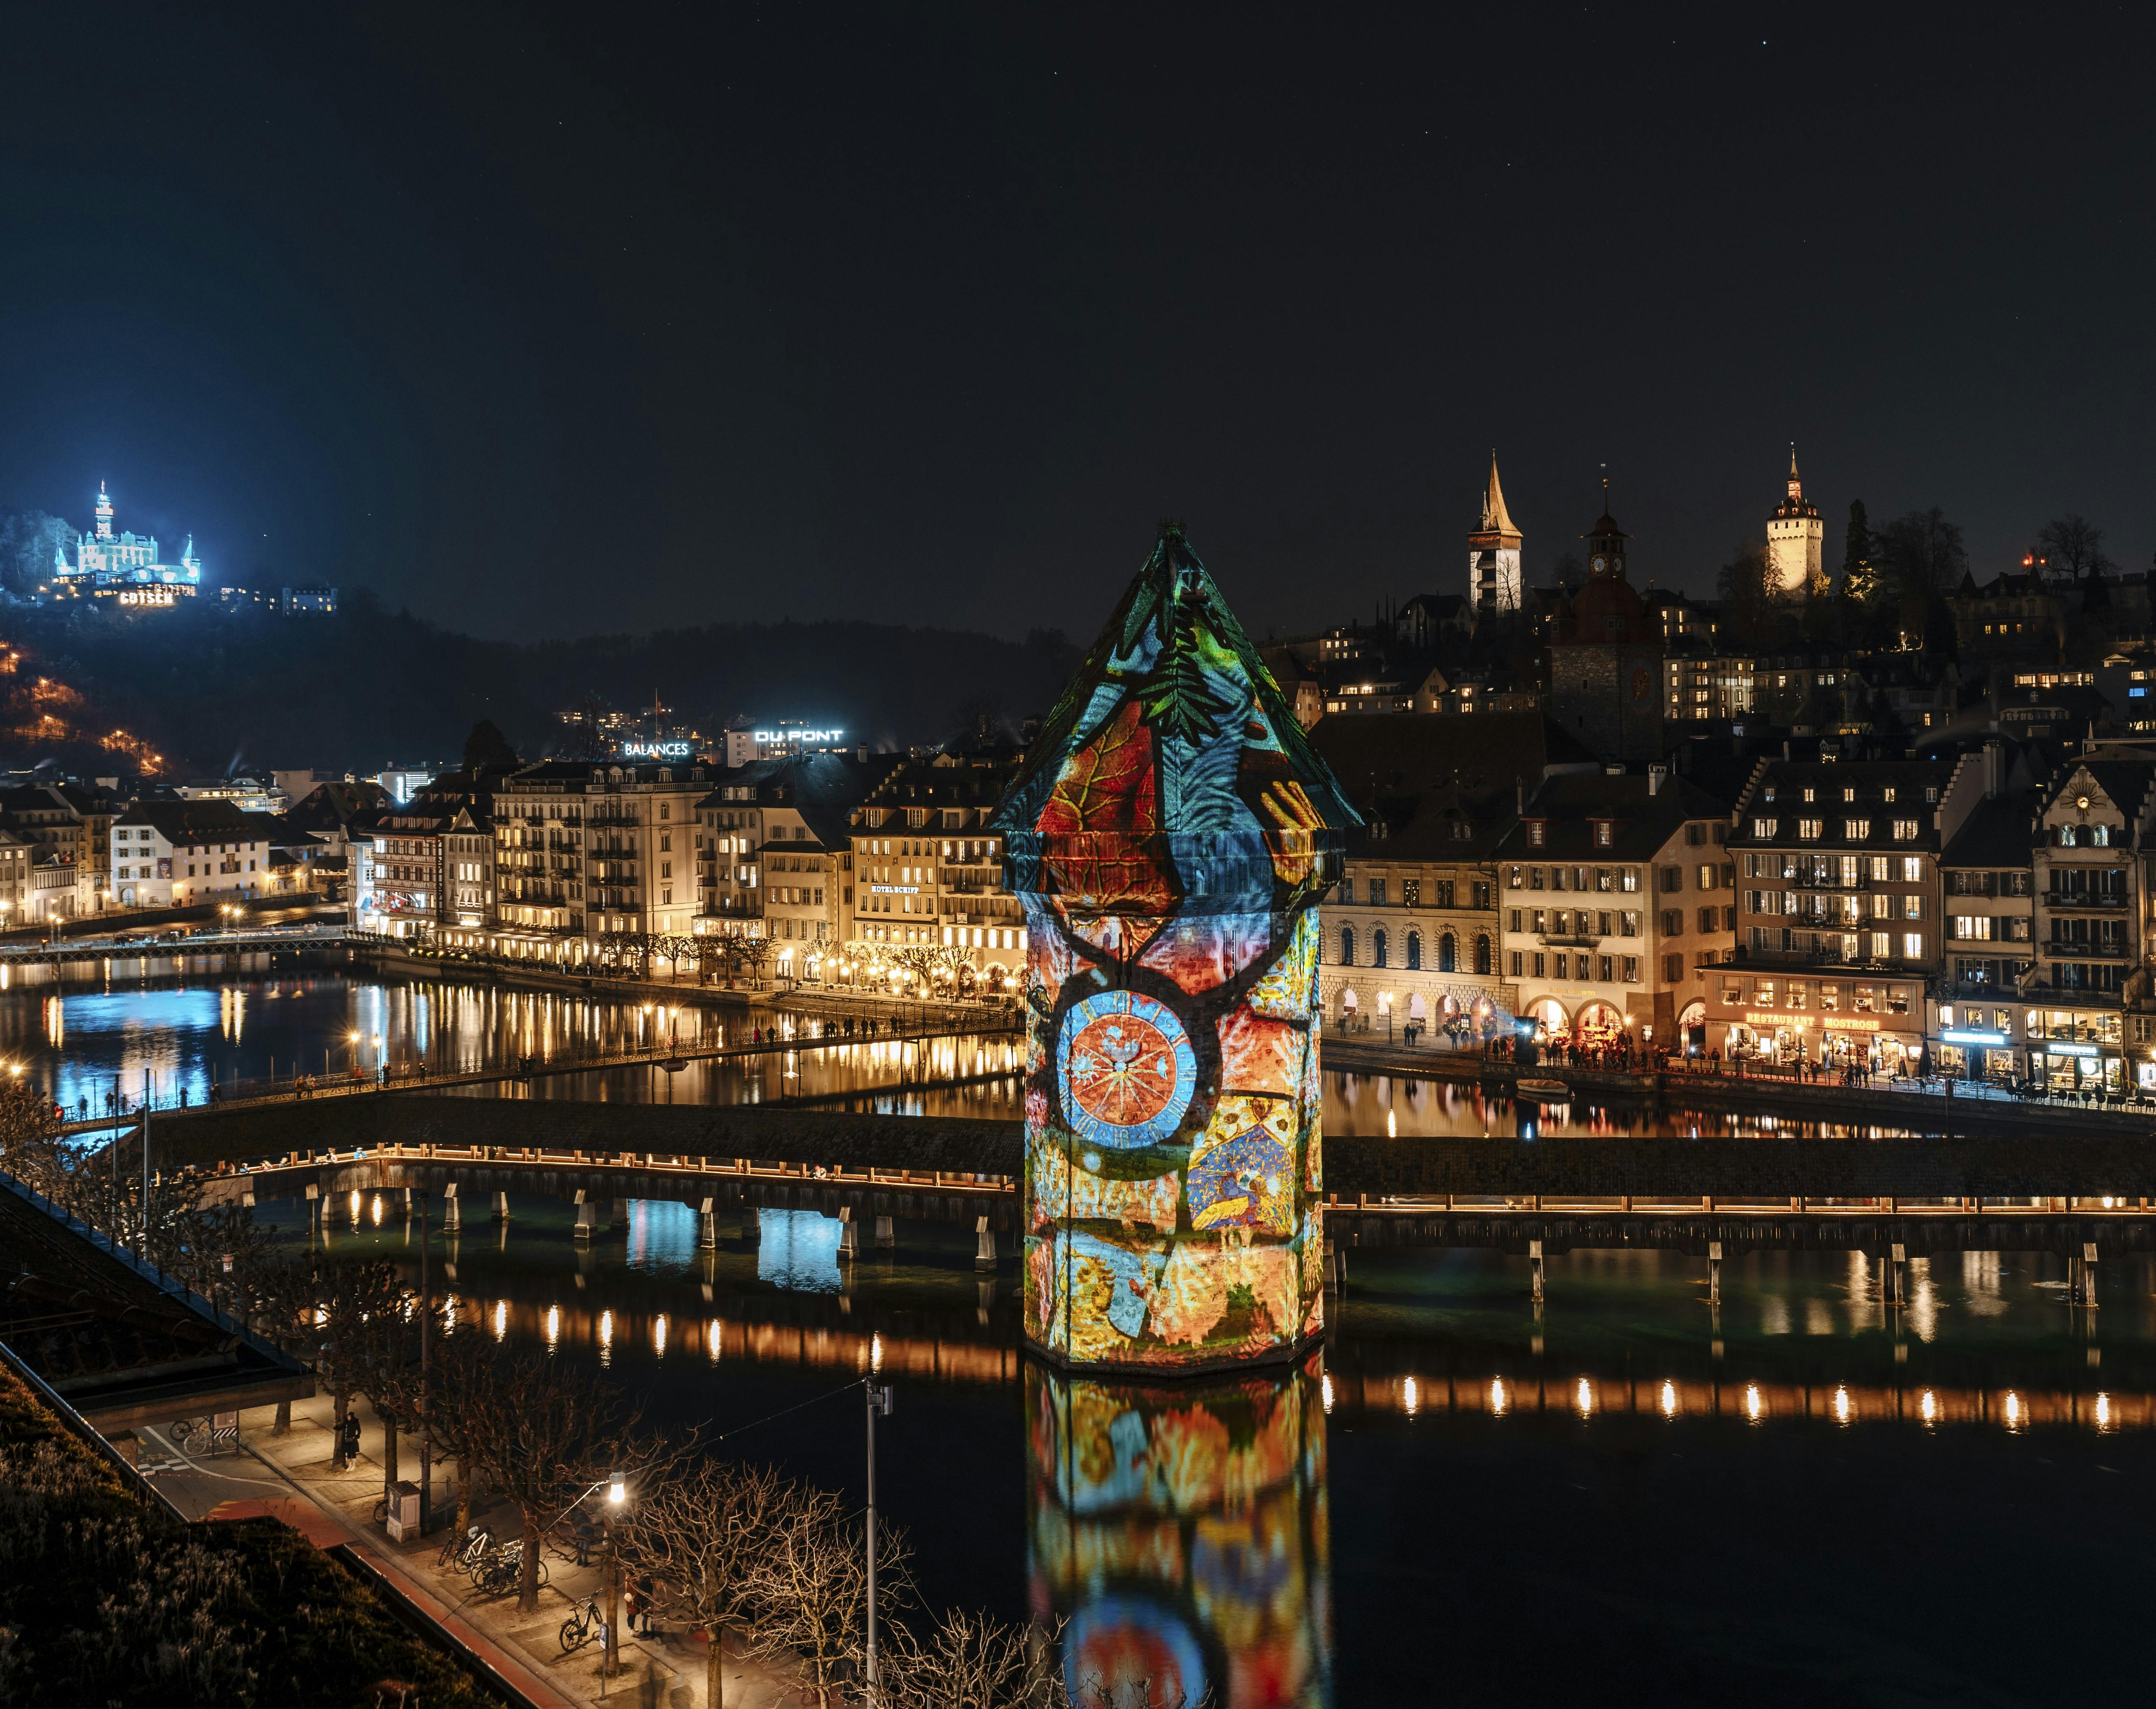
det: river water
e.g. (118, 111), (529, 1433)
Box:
(13, 958), (2146, 1702)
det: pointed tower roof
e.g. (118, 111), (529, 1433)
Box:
(1473, 451), (1520, 542)
(991, 523), (1357, 913)
(1773, 443), (1819, 520)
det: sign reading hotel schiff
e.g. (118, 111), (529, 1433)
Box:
(992, 523), (1356, 1371)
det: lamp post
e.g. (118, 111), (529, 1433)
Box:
(604, 1467), (627, 1679)
(416, 1188), (432, 1535)
(864, 1380), (893, 1690)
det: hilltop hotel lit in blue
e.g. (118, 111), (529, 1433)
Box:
(46, 481), (203, 605)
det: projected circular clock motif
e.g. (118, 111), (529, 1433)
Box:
(1058, 991), (1197, 1151)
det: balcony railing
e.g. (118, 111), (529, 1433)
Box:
(2043, 940), (2132, 960)
(2043, 891), (2128, 910)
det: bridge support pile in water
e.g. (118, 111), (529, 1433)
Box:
(992, 523), (1355, 1372)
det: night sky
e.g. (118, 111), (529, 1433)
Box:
(4, 5), (2153, 643)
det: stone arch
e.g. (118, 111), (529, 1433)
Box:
(1576, 1000), (1626, 1042)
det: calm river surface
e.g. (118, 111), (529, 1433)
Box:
(1, 953), (1928, 1138)
(12, 958), (2147, 1703)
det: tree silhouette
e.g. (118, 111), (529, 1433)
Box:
(2033, 514), (2115, 581)
(462, 719), (519, 773)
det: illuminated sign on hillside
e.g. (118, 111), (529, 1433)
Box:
(621, 741), (694, 758)
(116, 587), (176, 608)
(754, 728), (844, 745)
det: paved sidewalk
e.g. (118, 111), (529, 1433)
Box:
(140, 1390), (798, 1708)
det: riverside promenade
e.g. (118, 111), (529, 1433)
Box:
(1322, 1034), (2156, 1139)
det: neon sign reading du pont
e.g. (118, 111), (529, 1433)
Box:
(757, 728), (843, 744)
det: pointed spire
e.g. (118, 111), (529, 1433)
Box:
(1478, 450), (1519, 537)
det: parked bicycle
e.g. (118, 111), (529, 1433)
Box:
(167, 1416), (239, 1457)
(558, 1595), (605, 1655)
(437, 1523), (495, 1576)
(474, 1536), (548, 1599)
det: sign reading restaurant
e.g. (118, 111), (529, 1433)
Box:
(1741, 1010), (1882, 1033)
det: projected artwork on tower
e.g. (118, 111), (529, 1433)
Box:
(1026, 1354), (1332, 1707)
(992, 524), (1355, 1371)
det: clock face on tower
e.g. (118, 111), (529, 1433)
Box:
(1057, 990), (1198, 1152)
(1591, 555), (1606, 574)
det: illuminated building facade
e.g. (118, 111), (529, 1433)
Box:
(1496, 768), (1736, 1052)
(993, 523), (1353, 1372)
(486, 761), (710, 959)
(109, 800), (274, 910)
(844, 752), (1029, 985)
(1718, 756), (1953, 1071)
(49, 482), (202, 603)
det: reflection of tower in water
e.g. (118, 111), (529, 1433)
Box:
(1026, 1354), (1331, 1709)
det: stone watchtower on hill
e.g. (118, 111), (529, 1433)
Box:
(1766, 445), (1825, 597)
(1549, 498), (1663, 763)
(1467, 451), (1523, 618)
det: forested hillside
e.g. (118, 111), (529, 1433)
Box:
(0, 589), (1078, 776)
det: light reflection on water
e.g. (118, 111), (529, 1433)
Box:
(274, 1191), (2156, 1702)
(0, 961), (1024, 1122)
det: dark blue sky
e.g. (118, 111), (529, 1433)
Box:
(3, 4), (2152, 642)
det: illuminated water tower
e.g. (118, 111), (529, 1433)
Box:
(991, 523), (1357, 1372)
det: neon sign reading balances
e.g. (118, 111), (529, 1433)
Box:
(621, 741), (693, 758)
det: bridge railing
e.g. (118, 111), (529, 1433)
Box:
(1331, 1190), (2150, 1215)
(218, 1143), (1017, 1192)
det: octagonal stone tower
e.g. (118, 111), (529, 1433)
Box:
(991, 523), (1357, 1372)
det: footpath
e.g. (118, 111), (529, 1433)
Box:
(138, 1390), (797, 1709)
(1321, 1034), (2156, 1137)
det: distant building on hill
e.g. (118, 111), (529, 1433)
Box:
(47, 482), (202, 606)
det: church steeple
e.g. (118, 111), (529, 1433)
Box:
(1466, 450), (1524, 618)
(1479, 451), (1518, 537)
(94, 480), (114, 540)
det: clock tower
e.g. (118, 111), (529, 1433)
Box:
(1550, 494), (1661, 763)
